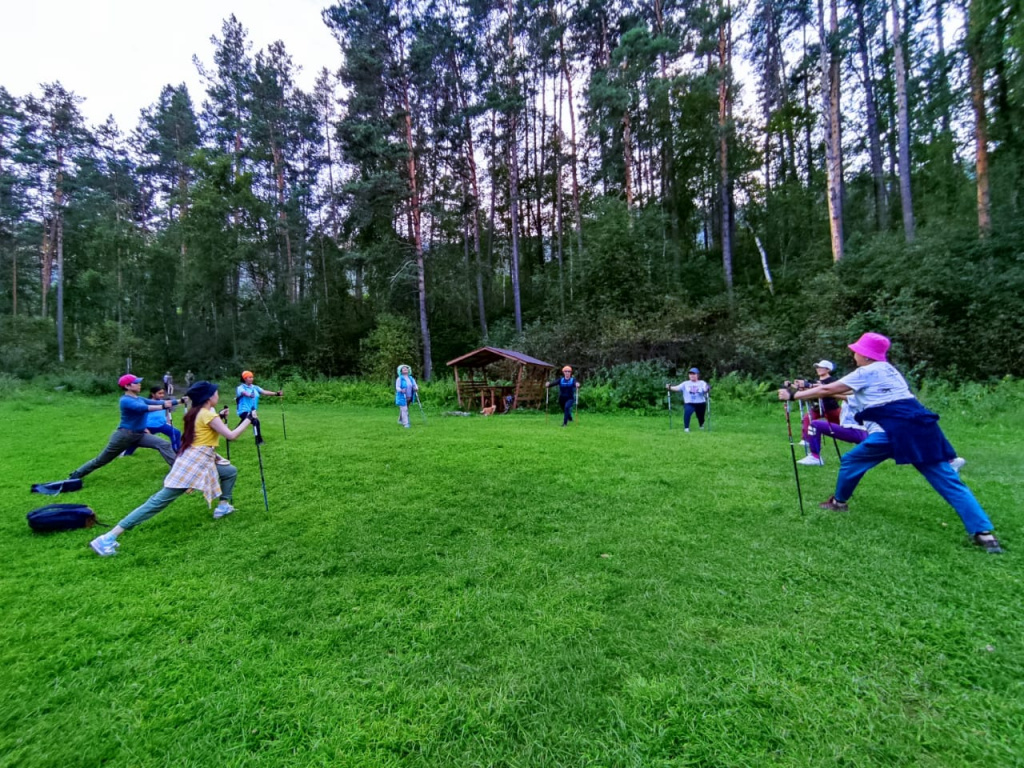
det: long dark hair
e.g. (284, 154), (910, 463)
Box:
(178, 399), (214, 454)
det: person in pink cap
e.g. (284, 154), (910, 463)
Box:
(68, 374), (181, 480)
(778, 332), (1003, 554)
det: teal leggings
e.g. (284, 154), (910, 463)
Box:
(118, 464), (238, 530)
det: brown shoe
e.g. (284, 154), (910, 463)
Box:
(972, 532), (1004, 554)
(819, 496), (849, 512)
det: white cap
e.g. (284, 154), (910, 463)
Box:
(813, 360), (834, 371)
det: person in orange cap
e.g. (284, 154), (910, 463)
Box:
(545, 365), (581, 427)
(235, 371), (282, 440)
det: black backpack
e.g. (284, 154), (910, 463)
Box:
(27, 503), (102, 533)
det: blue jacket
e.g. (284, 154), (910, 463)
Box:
(118, 396), (163, 431)
(856, 399), (956, 465)
(395, 375), (418, 406)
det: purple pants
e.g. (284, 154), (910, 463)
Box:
(808, 419), (867, 457)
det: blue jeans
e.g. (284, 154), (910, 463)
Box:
(684, 403), (706, 429)
(561, 398), (574, 425)
(118, 464), (238, 530)
(834, 431), (993, 535)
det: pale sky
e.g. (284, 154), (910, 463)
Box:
(1, 0), (340, 130)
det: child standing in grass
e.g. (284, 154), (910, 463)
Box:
(89, 381), (254, 557)
(69, 375), (180, 480)
(667, 368), (710, 432)
(546, 366), (580, 427)
(236, 370), (282, 424)
(395, 364), (419, 428)
(778, 332), (1002, 554)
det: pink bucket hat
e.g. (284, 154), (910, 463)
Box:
(848, 332), (890, 362)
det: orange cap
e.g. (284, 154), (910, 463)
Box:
(241, 370), (254, 381)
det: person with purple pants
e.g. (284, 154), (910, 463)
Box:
(797, 402), (868, 466)
(778, 332), (1002, 554)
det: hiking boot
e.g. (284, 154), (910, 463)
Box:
(819, 496), (849, 512)
(89, 533), (119, 557)
(797, 454), (825, 466)
(949, 457), (967, 473)
(972, 532), (1003, 554)
(213, 502), (235, 519)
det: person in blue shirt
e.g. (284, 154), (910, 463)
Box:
(236, 370), (282, 437)
(546, 366), (581, 427)
(69, 375), (180, 480)
(121, 385), (182, 456)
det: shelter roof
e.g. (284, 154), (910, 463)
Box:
(446, 346), (554, 369)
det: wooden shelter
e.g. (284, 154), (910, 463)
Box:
(446, 347), (555, 411)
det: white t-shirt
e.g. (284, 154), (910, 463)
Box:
(672, 380), (709, 404)
(839, 362), (914, 433)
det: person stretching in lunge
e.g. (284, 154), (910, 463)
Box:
(122, 385), (182, 456)
(546, 366), (580, 427)
(89, 381), (255, 557)
(667, 368), (710, 432)
(69, 375), (180, 480)
(787, 360), (842, 445)
(778, 332), (1002, 554)
(395, 364), (419, 428)
(236, 370), (282, 442)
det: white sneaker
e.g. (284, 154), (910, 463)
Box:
(89, 532), (119, 556)
(798, 440), (809, 447)
(213, 502), (235, 519)
(949, 457), (966, 472)
(684, 428), (690, 433)
(797, 454), (825, 466)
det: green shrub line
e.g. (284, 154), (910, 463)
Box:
(5, 369), (1022, 420)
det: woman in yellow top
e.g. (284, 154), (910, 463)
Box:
(89, 381), (254, 557)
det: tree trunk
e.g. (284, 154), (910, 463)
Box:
(718, 6), (733, 292)
(558, 34), (584, 270)
(818, 0), (844, 262)
(56, 211), (65, 363)
(853, 0), (888, 230)
(890, 0), (915, 241)
(968, 24), (991, 235)
(400, 56), (432, 379)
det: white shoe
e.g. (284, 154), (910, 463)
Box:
(797, 454), (825, 466)
(89, 533), (119, 556)
(798, 440), (809, 447)
(684, 428), (690, 433)
(213, 502), (235, 519)
(949, 457), (966, 472)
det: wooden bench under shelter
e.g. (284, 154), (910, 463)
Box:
(446, 347), (555, 412)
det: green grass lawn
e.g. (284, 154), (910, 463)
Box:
(1, 394), (1022, 767)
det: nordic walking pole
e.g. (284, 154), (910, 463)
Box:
(819, 398), (842, 462)
(784, 400), (805, 515)
(545, 385), (550, 424)
(251, 417), (270, 512)
(219, 409), (231, 461)
(279, 386), (287, 440)
(415, 390), (427, 424)
(796, 398), (809, 455)
(705, 392), (712, 432)
(574, 387), (580, 425)
(667, 388), (673, 430)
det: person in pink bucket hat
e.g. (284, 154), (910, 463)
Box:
(778, 332), (1003, 554)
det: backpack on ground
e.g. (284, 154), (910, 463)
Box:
(27, 503), (103, 533)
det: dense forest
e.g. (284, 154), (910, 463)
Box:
(1, 0), (1022, 383)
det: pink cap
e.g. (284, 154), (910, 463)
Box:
(848, 333), (890, 362)
(118, 374), (142, 388)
